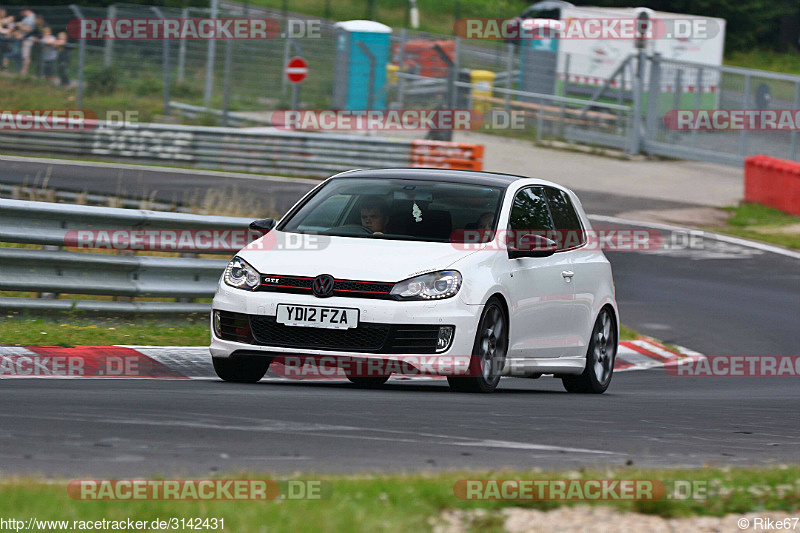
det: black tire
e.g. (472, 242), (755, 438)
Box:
(346, 375), (390, 388)
(212, 356), (270, 383)
(562, 307), (617, 394)
(447, 297), (508, 393)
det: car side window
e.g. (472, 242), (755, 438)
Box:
(509, 186), (555, 239)
(544, 187), (585, 249)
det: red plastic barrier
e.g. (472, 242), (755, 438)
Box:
(744, 155), (800, 216)
(410, 140), (484, 171)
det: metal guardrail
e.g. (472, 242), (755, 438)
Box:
(0, 122), (414, 179)
(0, 199), (252, 313)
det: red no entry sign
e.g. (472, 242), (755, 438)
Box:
(285, 57), (308, 83)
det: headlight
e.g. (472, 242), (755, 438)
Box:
(224, 256), (260, 290)
(390, 270), (462, 300)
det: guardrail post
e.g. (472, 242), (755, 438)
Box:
(38, 245), (61, 300)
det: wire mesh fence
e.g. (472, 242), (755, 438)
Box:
(1, 3), (799, 166)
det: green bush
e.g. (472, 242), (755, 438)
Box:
(132, 73), (163, 97)
(84, 65), (118, 96)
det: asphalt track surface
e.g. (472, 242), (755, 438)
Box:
(1, 158), (799, 476)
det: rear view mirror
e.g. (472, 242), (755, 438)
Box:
(508, 233), (558, 259)
(249, 218), (276, 232)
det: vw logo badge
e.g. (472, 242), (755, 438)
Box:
(312, 274), (335, 298)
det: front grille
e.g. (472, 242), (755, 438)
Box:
(257, 274), (394, 299)
(250, 315), (390, 352)
(217, 312), (449, 354)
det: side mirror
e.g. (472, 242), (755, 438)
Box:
(508, 233), (558, 259)
(249, 218), (276, 232)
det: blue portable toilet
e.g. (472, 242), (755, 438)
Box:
(519, 20), (561, 96)
(333, 20), (392, 110)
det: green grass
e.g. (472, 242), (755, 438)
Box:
(709, 202), (800, 250)
(725, 49), (800, 74)
(0, 74), (166, 125)
(0, 315), (209, 347)
(0, 466), (798, 532)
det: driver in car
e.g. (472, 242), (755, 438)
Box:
(360, 200), (390, 234)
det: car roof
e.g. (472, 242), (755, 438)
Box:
(330, 168), (559, 189)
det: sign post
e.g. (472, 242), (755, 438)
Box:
(285, 57), (308, 110)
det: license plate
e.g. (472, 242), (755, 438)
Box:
(276, 304), (359, 330)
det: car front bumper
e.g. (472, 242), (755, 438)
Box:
(209, 282), (482, 365)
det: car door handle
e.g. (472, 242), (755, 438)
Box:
(561, 270), (574, 280)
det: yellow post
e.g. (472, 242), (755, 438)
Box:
(387, 63), (399, 84)
(470, 70), (496, 114)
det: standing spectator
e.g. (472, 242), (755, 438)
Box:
(41, 26), (57, 83)
(0, 9), (15, 63)
(55, 31), (70, 87)
(1, 28), (22, 72)
(17, 8), (40, 76)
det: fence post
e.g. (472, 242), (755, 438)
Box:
(504, 43), (513, 112)
(281, 36), (291, 101)
(453, 37), (461, 110)
(563, 53), (570, 98)
(627, 50), (646, 155)
(104, 4), (115, 67)
(397, 28), (407, 108)
(690, 67), (703, 147)
(152, 7), (171, 117)
(536, 97), (544, 143)
(672, 69), (683, 110)
(222, 40), (233, 125)
(203, 0), (219, 108)
(738, 74), (751, 156)
(644, 52), (661, 146)
(76, 34), (86, 109)
(177, 7), (188, 83)
(431, 43), (455, 141)
(790, 82), (799, 161)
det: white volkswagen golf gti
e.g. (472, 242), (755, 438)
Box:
(210, 168), (618, 393)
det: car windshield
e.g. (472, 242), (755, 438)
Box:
(279, 177), (504, 243)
